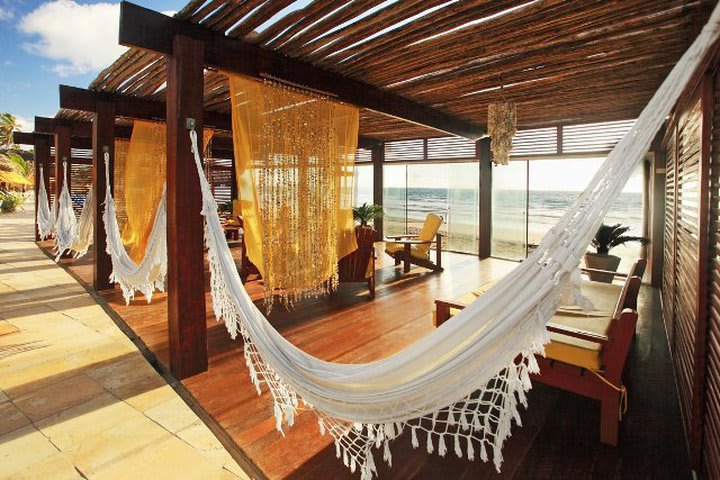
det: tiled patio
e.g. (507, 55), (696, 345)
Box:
(0, 205), (249, 480)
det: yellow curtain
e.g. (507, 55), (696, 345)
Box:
(228, 74), (358, 308)
(121, 121), (212, 262)
(122, 121), (167, 262)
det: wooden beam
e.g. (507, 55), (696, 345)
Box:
(35, 116), (133, 139)
(477, 138), (492, 259)
(59, 85), (382, 148)
(33, 137), (51, 242)
(119, 1), (484, 140)
(60, 85), (231, 130)
(15, 132), (96, 150)
(54, 125), (72, 200)
(93, 101), (115, 291)
(166, 34), (208, 379)
(371, 144), (384, 239)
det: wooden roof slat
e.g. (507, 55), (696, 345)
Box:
(68, 0), (715, 141)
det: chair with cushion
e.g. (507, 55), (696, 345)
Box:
(338, 227), (377, 298)
(385, 213), (444, 273)
(434, 263), (643, 446)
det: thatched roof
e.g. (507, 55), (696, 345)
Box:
(59, 0), (714, 140)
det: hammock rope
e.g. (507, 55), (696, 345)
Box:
(102, 151), (167, 304)
(71, 186), (94, 258)
(36, 165), (53, 240)
(181, 7), (720, 478)
(54, 161), (78, 261)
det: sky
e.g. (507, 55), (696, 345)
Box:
(0, 0), (186, 131)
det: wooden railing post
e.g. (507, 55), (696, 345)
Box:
(92, 100), (116, 290)
(477, 138), (492, 259)
(166, 34), (208, 379)
(54, 124), (72, 199)
(371, 143), (384, 240)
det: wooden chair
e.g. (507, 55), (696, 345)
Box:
(385, 213), (444, 273)
(434, 269), (642, 446)
(338, 227), (377, 298)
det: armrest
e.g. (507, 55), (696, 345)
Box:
(546, 323), (609, 345)
(434, 298), (467, 310)
(581, 267), (628, 278)
(388, 234), (420, 240)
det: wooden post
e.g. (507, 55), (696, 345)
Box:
(92, 101), (116, 291)
(166, 34), (208, 379)
(477, 138), (492, 259)
(54, 125), (72, 200)
(648, 147), (666, 288)
(371, 143), (384, 240)
(33, 137), (51, 241)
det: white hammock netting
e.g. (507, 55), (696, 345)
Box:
(36, 165), (53, 240)
(54, 161), (78, 261)
(180, 6), (720, 479)
(70, 186), (94, 258)
(103, 153), (167, 304)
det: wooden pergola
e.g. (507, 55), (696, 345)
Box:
(17, 0), (713, 382)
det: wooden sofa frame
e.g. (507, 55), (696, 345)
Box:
(435, 274), (642, 446)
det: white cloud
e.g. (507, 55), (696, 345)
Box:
(13, 114), (32, 133)
(18, 0), (128, 77)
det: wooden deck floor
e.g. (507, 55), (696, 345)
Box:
(40, 242), (691, 480)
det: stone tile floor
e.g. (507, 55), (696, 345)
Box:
(0, 206), (249, 480)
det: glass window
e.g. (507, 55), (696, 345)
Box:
(383, 163), (479, 254)
(353, 164), (374, 208)
(491, 160), (527, 259)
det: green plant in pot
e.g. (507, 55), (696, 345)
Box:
(353, 203), (382, 229)
(585, 223), (649, 283)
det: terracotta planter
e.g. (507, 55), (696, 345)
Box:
(584, 253), (621, 283)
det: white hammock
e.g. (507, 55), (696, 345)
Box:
(36, 165), (53, 240)
(102, 153), (167, 304)
(70, 186), (94, 258)
(188, 7), (720, 478)
(54, 161), (78, 261)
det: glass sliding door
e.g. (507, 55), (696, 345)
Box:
(383, 164), (408, 237)
(491, 160), (527, 259)
(353, 164), (374, 208)
(382, 162), (480, 253)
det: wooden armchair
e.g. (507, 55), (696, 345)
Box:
(434, 266), (643, 446)
(338, 226), (377, 298)
(385, 213), (444, 273)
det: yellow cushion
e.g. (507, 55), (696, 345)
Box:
(544, 313), (613, 370)
(415, 213), (443, 257)
(437, 279), (614, 370)
(385, 242), (431, 260)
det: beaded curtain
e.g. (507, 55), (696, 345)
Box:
(228, 74), (358, 309)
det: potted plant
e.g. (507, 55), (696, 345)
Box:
(585, 223), (649, 282)
(353, 203), (382, 228)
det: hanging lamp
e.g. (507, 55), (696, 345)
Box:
(487, 78), (517, 165)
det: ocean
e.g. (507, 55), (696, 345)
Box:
(365, 187), (644, 267)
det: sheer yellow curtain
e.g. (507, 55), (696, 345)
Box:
(113, 138), (130, 232)
(228, 74), (358, 307)
(122, 121), (166, 262)
(120, 122), (213, 263)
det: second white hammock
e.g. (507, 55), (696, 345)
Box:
(54, 161), (77, 261)
(102, 153), (167, 304)
(36, 165), (53, 240)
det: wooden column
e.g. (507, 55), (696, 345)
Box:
(371, 143), (384, 239)
(92, 101), (116, 291)
(166, 34), (208, 379)
(54, 125), (72, 199)
(477, 138), (492, 258)
(33, 137), (51, 241)
(648, 148), (666, 288)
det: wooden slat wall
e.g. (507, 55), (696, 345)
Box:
(704, 72), (720, 480)
(663, 70), (720, 478)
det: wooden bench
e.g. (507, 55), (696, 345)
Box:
(434, 265), (643, 445)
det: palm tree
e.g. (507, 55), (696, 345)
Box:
(0, 113), (32, 185)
